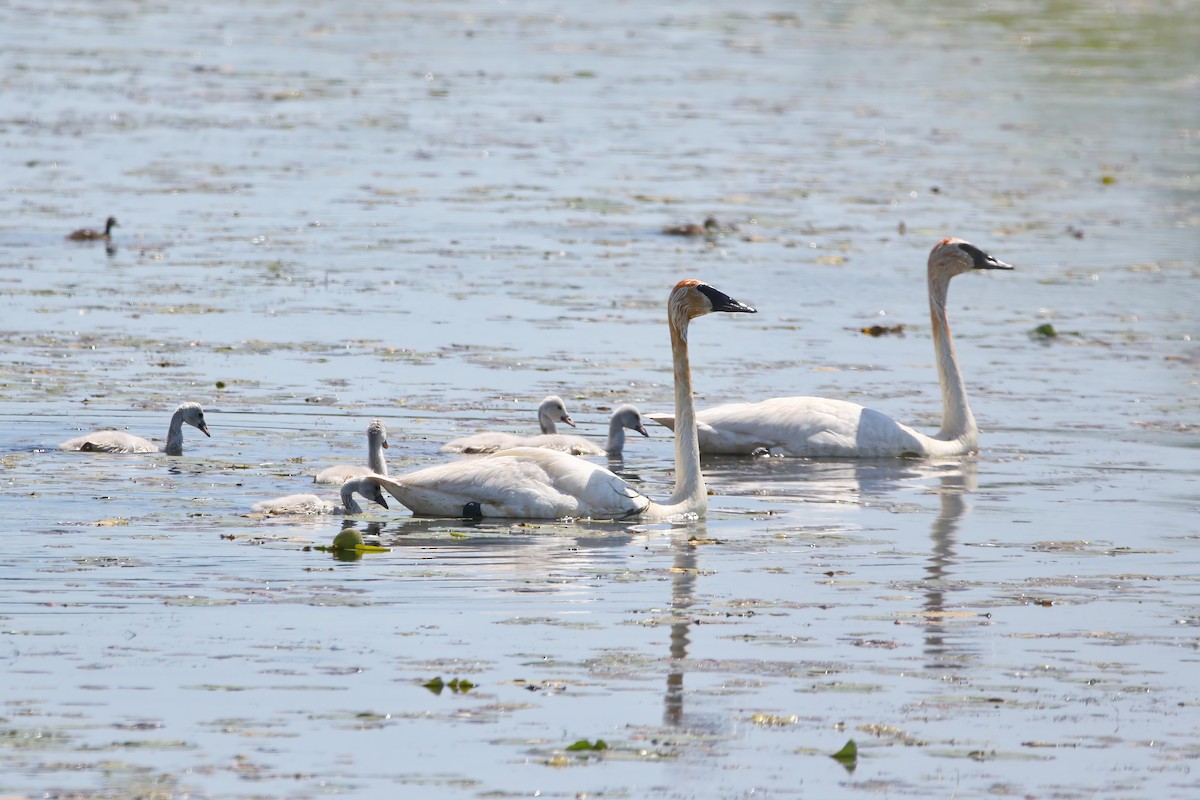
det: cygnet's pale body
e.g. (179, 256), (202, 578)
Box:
(440, 395), (575, 454)
(314, 419), (389, 484)
(518, 404), (649, 457)
(59, 403), (211, 456)
(251, 476), (390, 516)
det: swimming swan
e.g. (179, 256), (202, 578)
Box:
(67, 216), (119, 241)
(440, 395), (575, 454)
(313, 418), (389, 484)
(519, 404), (649, 457)
(367, 281), (755, 520)
(251, 476), (390, 516)
(648, 239), (1012, 457)
(60, 402), (211, 456)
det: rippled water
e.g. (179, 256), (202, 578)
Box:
(1, 1), (1197, 798)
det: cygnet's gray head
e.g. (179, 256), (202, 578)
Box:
(179, 403), (211, 437)
(538, 395), (575, 431)
(613, 404), (649, 438)
(367, 418), (388, 449)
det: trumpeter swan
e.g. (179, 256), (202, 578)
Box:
(67, 216), (119, 241)
(440, 395), (575, 454)
(313, 418), (389, 484)
(648, 239), (1011, 457)
(368, 280), (755, 520)
(519, 404), (649, 457)
(251, 476), (390, 516)
(60, 403), (211, 456)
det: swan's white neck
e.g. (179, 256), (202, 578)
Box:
(164, 407), (187, 456)
(653, 318), (705, 519)
(539, 414), (557, 435)
(928, 269), (978, 452)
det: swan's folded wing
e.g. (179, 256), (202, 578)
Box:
(313, 464), (373, 484)
(647, 413), (676, 432)
(694, 398), (866, 456)
(251, 493), (333, 515)
(367, 447), (648, 520)
(59, 431), (158, 454)
(518, 433), (607, 456)
(439, 431), (523, 454)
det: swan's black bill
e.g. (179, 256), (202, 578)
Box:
(698, 284), (757, 314)
(960, 242), (1013, 271)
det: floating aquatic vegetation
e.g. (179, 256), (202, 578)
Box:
(565, 738), (608, 751)
(831, 739), (858, 772)
(422, 677), (476, 695)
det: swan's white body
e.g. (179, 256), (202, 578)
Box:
(440, 395), (575, 454)
(371, 281), (755, 520)
(370, 446), (649, 519)
(252, 476), (389, 516)
(490, 404), (649, 457)
(60, 402), (211, 456)
(648, 239), (1012, 457)
(314, 419), (389, 484)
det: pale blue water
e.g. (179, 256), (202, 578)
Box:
(1, 1), (1197, 798)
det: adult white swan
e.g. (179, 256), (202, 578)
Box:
(251, 476), (390, 516)
(440, 395), (575, 454)
(313, 418), (389, 484)
(519, 404), (649, 457)
(60, 402), (211, 456)
(649, 239), (1012, 457)
(368, 280), (755, 520)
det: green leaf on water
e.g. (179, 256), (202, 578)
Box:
(422, 677), (445, 694)
(831, 738), (858, 771)
(565, 738), (608, 752)
(447, 678), (475, 693)
(1029, 323), (1057, 338)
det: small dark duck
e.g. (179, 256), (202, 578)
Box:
(67, 216), (119, 241)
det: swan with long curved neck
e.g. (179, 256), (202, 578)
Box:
(314, 418), (389, 484)
(60, 402), (211, 456)
(478, 404), (650, 458)
(649, 239), (1012, 457)
(252, 476), (390, 516)
(440, 395), (574, 454)
(369, 281), (755, 520)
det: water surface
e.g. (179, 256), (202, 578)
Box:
(1, 1), (1197, 798)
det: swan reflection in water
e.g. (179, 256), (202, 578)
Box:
(657, 457), (979, 726)
(919, 459), (978, 671)
(337, 454), (977, 727)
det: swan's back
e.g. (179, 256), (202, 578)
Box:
(440, 431), (525, 454)
(60, 431), (157, 454)
(313, 464), (375, 484)
(653, 396), (936, 457)
(516, 433), (606, 456)
(251, 494), (335, 515)
(441, 397), (574, 454)
(369, 447), (648, 519)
